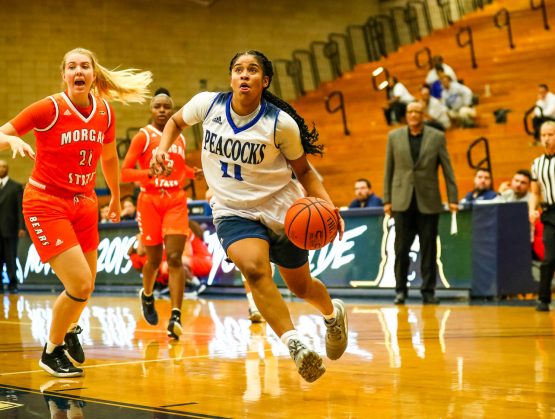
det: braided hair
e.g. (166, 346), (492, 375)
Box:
(229, 50), (323, 156)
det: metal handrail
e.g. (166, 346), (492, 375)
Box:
(325, 91), (351, 136)
(437, 0), (454, 26)
(371, 66), (390, 92)
(272, 59), (291, 99)
(456, 26), (478, 69)
(415, 46), (433, 70)
(408, 0), (433, 35)
(390, 7), (410, 44)
(292, 49), (318, 91)
(365, 17), (387, 60)
(347, 24), (373, 63)
(467, 137), (493, 184)
(530, 0), (550, 30)
(493, 8), (515, 49)
(323, 40), (342, 79)
(329, 33), (355, 71)
(309, 41), (329, 86)
(375, 14), (400, 52)
(404, 4), (422, 42)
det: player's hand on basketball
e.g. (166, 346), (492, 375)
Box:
(108, 198), (121, 223)
(9, 136), (35, 160)
(334, 207), (345, 241)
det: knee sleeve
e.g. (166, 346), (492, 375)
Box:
(65, 290), (88, 303)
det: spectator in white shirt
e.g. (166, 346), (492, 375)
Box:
(384, 76), (415, 125)
(441, 74), (476, 127)
(533, 84), (555, 140)
(420, 84), (451, 131)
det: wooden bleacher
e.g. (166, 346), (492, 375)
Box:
(258, 0), (555, 207)
(184, 1), (555, 206)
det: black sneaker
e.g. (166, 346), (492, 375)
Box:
(64, 325), (85, 364)
(140, 288), (158, 325)
(167, 313), (183, 340)
(39, 345), (83, 378)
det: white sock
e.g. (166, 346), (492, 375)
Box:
(323, 306), (337, 322)
(67, 322), (78, 333)
(246, 292), (257, 311)
(143, 289), (153, 298)
(280, 330), (299, 346)
(46, 340), (58, 354)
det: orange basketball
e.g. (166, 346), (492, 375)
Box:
(284, 197), (339, 250)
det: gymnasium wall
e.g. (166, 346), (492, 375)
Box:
(0, 0), (379, 184)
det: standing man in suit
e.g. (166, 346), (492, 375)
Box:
(383, 101), (458, 304)
(0, 159), (25, 293)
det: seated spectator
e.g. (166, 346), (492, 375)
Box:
(497, 169), (531, 203)
(120, 196), (137, 221)
(348, 178), (383, 209)
(425, 55), (457, 86)
(384, 76), (414, 125)
(441, 74), (476, 128)
(99, 204), (110, 223)
(429, 65), (445, 99)
(460, 168), (498, 204)
(420, 84), (451, 131)
(532, 84), (555, 140)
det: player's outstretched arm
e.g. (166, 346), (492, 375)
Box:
(0, 123), (35, 159)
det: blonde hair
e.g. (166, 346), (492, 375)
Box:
(61, 47), (152, 104)
(541, 121), (555, 131)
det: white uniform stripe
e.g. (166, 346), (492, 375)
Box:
(34, 96), (59, 132)
(532, 154), (555, 205)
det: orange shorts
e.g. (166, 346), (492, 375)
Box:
(137, 189), (189, 246)
(22, 185), (99, 263)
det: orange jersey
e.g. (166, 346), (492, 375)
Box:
(121, 124), (193, 192)
(11, 92), (115, 197)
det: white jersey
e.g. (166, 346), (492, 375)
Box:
(182, 92), (304, 212)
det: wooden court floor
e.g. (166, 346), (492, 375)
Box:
(0, 293), (554, 418)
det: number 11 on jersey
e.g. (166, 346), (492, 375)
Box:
(220, 161), (243, 181)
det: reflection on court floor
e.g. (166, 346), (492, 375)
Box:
(1, 294), (554, 418)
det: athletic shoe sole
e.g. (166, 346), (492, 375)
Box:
(168, 320), (183, 340)
(296, 349), (326, 383)
(39, 360), (83, 378)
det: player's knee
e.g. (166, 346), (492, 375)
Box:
(66, 281), (92, 301)
(288, 281), (309, 299)
(166, 251), (182, 268)
(146, 255), (163, 269)
(241, 261), (268, 285)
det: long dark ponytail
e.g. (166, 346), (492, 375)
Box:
(229, 50), (323, 156)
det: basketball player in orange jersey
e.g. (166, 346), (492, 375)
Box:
(121, 88), (200, 339)
(151, 50), (349, 383)
(0, 47), (151, 377)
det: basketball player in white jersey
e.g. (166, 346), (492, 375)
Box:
(151, 50), (348, 383)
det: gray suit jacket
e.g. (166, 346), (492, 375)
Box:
(383, 126), (458, 214)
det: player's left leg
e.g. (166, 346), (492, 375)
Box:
(279, 263), (348, 361)
(164, 234), (187, 339)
